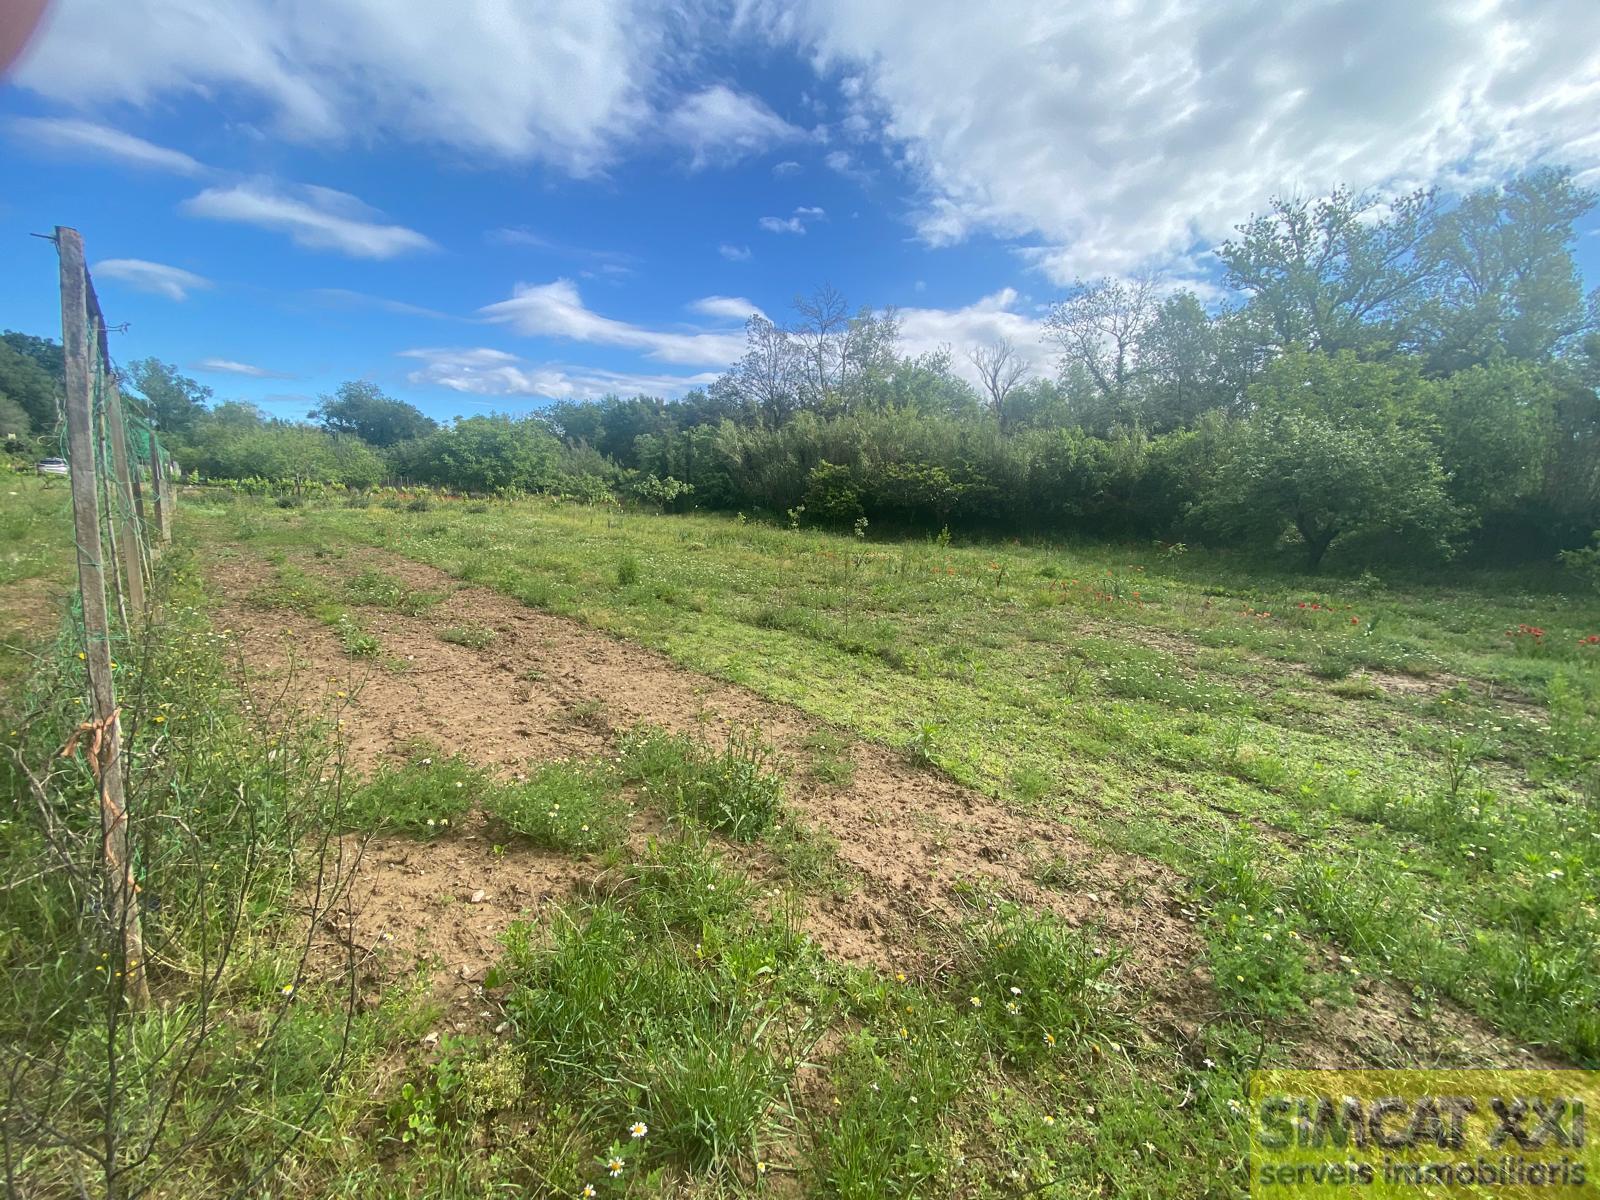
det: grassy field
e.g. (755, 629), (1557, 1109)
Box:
(7, 484), (1599, 1198)
(200, 493), (1600, 1065)
(0, 475), (74, 685)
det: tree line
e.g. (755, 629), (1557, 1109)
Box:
(4, 168), (1597, 570)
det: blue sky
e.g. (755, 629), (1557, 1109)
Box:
(3, 0), (1599, 423)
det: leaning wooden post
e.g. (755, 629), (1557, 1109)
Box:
(99, 350), (147, 621)
(57, 226), (151, 1009)
(150, 433), (172, 544)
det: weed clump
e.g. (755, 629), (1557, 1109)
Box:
(493, 840), (821, 1177)
(952, 904), (1124, 1065)
(346, 567), (442, 615)
(344, 743), (486, 835)
(618, 724), (785, 841)
(439, 623), (496, 650)
(484, 761), (629, 853)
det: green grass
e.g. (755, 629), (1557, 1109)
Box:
(245, 557), (385, 658)
(190, 495), (1600, 1064)
(345, 566), (443, 614)
(5, 485), (1274, 1197)
(484, 835), (1242, 1198)
(618, 723), (786, 841)
(483, 759), (631, 853)
(438, 622), (496, 649)
(0, 475), (74, 684)
(343, 741), (488, 835)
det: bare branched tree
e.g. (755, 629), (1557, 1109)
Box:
(792, 284), (851, 411)
(1044, 274), (1159, 403)
(967, 338), (1030, 429)
(727, 314), (799, 426)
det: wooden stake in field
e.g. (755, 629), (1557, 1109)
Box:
(57, 225), (152, 1009)
(151, 433), (172, 545)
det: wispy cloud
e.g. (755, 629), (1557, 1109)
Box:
(688, 295), (764, 322)
(771, 160), (802, 176)
(400, 346), (718, 401)
(182, 180), (436, 258)
(823, 149), (870, 185)
(479, 279), (746, 365)
(662, 84), (804, 169)
(191, 357), (293, 379)
(758, 205), (826, 235)
(487, 227), (636, 270)
(306, 288), (452, 319)
(7, 116), (206, 175)
(718, 243), (753, 262)
(93, 258), (210, 301)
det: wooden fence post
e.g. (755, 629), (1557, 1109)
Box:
(151, 433), (172, 544)
(98, 346), (148, 620)
(57, 226), (151, 1009)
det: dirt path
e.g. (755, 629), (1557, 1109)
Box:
(203, 542), (1537, 1068)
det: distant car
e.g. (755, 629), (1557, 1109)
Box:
(36, 458), (68, 477)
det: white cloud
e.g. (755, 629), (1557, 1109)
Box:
(400, 347), (718, 401)
(757, 0), (1600, 279)
(719, 243), (753, 261)
(894, 288), (1051, 383)
(758, 205), (826, 235)
(689, 295), (764, 321)
(191, 357), (291, 378)
(305, 288), (451, 319)
(92, 258), (210, 301)
(6, 116), (205, 175)
(487, 227), (636, 272)
(772, 159), (803, 175)
(823, 148), (869, 183)
(182, 181), (436, 258)
(12, 0), (655, 174)
(663, 84), (805, 168)
(479, 279), (748, 365)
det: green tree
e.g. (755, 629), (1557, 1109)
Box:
(0, 393), (31, 443)
(1413, 168), (1597, 373)
(1045, 275), (1158, 430)
(411, 415), (560, 493)
(629, 473), (694, 512)
(310, 380), (437, 447)
(125, 359), (212, 439)
(1192, 350), (1460, 568)
(1428, 361), (1555, 517)
(1139, 292), (1257, 432)
(0, 340), (61, 435)
(1, 331), (64, 382)
(1220, 187), (1438, 356)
